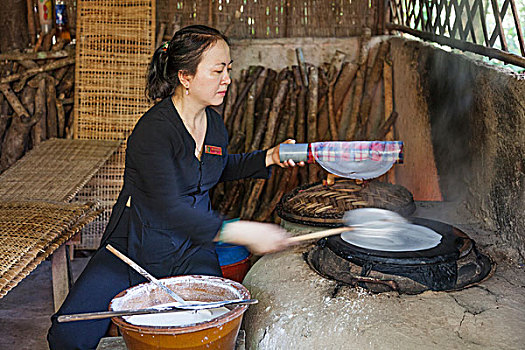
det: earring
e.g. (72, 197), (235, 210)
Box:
(185, 86), (189, 95)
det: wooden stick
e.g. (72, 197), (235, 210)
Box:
(106, 244), (186, 304)
(295, 48), (308, 87)
(31, 78), (47, 146)
(230, 66), (264, 130)
(0, 84), (30, 119)
(262, 79), (288, 148)
(0, 50), (71, 61)
(255, 169), (292, 222)
(222, 79), (236, 125)
(359, 41), (390, 138)
(46, 76), (58, 138)
(244, 82), (256, 151)
(0, 57), (75, 84)
(344, 28), (371, 140)
(56, 94), (66, 138)
(289, 227), (348, 243)
(376, 111), (399, 140)
(26, 0), (36, 46)
(307, 66), (318, 183)
(249, 98), (272, 152)
(334, 62), (358, 116)
(306, 66), (318, 143)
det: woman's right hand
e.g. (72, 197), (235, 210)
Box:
(218, 220), (291, 255)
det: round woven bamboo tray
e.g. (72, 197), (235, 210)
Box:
(277, 180), (415, 227)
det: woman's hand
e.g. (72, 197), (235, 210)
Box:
(218, 220), (291, 255)
(265, 139), (306, 168)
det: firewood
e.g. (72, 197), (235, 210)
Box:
(275, 80), (292, 144)
(56, 93), (66, 138)
(0, 83), (30, 119)
(0, 49), (71, 61)
(255, 168), (292, 222)
(33, 34), (44, 52)
(65, 106), (74, 139)
(0, 84), (41, 172)
(326, 50), (347, 140)
(253, 68), (267, 101)
(258, 167), (281, 214)
(231, 67), (258, 123)
(45, 76), (58, 138)
(286, 76), (297, 140)
(295, 48), (308, 87)
(343, 28), (371, 140)
(227, 131), (245, 154)
(242, 78), (289, 220)
(31, 78), (47, 145)
(307, 66), (318, 183)
(263, 79), (288, 149)
(0, 57), (75, 84)
(359, 41), (389, 138)
(249, 97), (271, 152)
(316, 68), (329, 141)
(334, 62), (359, 127)
(375, 111), (398, 140)
(244, 82), (256, 151)
(383, 52), (394, 141)
(306, 66), (318, 143)
(42, 29), (56, 52)
(0, 96), (9, 146)
(26, 0), (36, 45)
(218, 181), (241, 215)
(222, 79), (236, 125)
(56, 65), (75, 96)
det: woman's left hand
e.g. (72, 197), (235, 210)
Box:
(265, 139), (306, 168)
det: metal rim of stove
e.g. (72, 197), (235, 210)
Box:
(305, 218), (495, 293)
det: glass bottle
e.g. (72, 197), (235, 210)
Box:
(38, 0), (53, 34)
(55, 0), (71, 42)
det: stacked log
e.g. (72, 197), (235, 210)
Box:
(212, 34), (397, 223)
(0, 40), (75, 173)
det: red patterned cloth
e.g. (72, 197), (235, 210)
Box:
(307, 141), (403, 164)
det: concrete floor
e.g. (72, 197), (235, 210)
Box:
(0, 254), (90, 350)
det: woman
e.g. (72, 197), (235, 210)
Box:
(47, 25), (300, 349)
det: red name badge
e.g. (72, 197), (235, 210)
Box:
(205, 145), (222, 156)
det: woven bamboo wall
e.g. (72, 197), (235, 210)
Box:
(157, 0), (382, 39)
(73, 0), (155, 249)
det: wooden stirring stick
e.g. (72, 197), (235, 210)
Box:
(106, 244), (186, 304)
(288, 227), (349, 243)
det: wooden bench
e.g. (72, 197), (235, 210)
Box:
(0, 138), (120, 310)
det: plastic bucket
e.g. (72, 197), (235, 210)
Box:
(215, 242), (251, 283)
(109, 275), (250, 350)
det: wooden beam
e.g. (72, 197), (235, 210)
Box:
(387, 23), (525, 69)
(51, 244), (69, 312)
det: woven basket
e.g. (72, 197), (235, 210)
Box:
(277, 180), (415, 227)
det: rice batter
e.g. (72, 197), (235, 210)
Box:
(124, 301), (230, 327)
